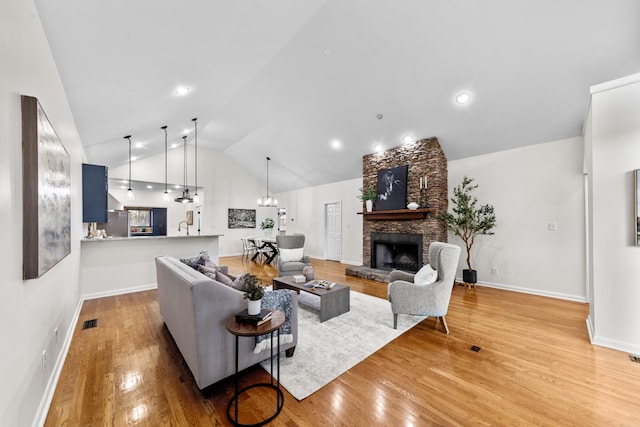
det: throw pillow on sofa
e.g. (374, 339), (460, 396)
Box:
(215, 270), (233, 286)
(230, 273), (250, 291)
(180, 253), (205, 269)
(197, 264), (218, 279)
(180, 250), (218, 270)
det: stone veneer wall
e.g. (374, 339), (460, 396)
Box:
(362, 137), (448, 268)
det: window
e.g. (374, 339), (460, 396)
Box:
(128, 209), (150, 226)
(277, 208), (286, 232)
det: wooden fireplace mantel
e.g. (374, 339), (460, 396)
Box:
(357, 208), (435, 220)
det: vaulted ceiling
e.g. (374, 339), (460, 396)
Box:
(35, 0), (640, 192)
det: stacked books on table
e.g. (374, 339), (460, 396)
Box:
(235, 308), (272, 326)
(303, 279), (336, 290)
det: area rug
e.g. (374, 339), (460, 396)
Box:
(260, 290), (426, 400)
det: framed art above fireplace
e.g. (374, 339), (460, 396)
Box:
(376, 165), (408, 210)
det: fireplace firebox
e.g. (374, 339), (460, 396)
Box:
(371, 232), (422, 273)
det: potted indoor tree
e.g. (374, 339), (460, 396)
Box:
(358, 185), (377, 212)
(441, 176), (496, 286)
(242, 274), (265, 315)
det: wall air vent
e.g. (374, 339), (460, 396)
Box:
(82, 319), (98, 330)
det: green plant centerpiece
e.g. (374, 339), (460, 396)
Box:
(357, 186), (377, 212)
(242, 274), (265, 315)
(259, 218), (275, 230)
(440, 176), (496, 285)
(242, 274), (265, 301)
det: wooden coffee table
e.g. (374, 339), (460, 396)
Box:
(272, 276), (350, 322)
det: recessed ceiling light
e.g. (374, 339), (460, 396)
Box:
(456, 92), (470, 104)
(331, 139), (342, 150)
(402, 135), (415, 144)
(176, 86), (190, 96)
(135, 142), (143, 149)
(376, 114), (383, 120)
(120, 185), (126, 189)
(171, 143), (179, 149)
(121, 179), (128, 184)
(146, 185), (153, 189)
(183, 129), (190, 134)
(373, 144), (383, 153)
(174, 184), (181, 189)
(130, 156), (138, 161)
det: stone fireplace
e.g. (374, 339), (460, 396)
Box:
(346, 137), (448, 282)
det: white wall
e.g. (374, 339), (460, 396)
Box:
(1, 0), (85, 425)
(587, 73), (640, 354)
(447, 137), (586, 301)
(277, 178), (364, 265)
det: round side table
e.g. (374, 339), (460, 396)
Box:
(226, 310), (285, 427)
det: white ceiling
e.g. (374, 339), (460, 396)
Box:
(35, 0), (640, 192)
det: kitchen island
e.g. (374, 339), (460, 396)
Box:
(80, 234), (222, 298)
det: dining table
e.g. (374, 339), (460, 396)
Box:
(250, 237), (278, 264)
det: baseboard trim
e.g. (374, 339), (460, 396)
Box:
(32, 297), (83, 427)
(83, 283), (158, 301)
(462, 278), (587, 303)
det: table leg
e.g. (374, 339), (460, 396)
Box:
(234, 335), (239, 423)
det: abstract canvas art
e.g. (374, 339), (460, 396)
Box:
(228, 208), (256, 229)
(22, 95), (71, 279)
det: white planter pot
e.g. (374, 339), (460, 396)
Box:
(248, 299), (262, 315)
(264, 228), (273, 237)
(365, 200), (373, 212)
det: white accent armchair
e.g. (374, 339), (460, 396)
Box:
(387, 242), (461, 333)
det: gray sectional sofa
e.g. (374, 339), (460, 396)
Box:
(155, 256), (298, 390)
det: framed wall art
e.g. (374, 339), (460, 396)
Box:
(228, 208), (256, 229)
(375, 164), (408, 210)
(22, 95), (71, 279)
(633, 169), (640, 246)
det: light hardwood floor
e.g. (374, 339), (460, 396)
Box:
(45, 256), (640, 426)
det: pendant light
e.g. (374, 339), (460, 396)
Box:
(257, 156), (277, 207)
(161, 126), (169, 201)
(124, 135), (134, 200)
(174, 135), (193, 203)
(192, 117), (199, 203)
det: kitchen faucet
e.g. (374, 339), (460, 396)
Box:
(178, 221), (190, 236)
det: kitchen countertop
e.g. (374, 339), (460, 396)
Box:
(82, 234), (222, 242)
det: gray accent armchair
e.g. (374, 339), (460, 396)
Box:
(276, 234), (312, 276)
(387, 242), (461, 333)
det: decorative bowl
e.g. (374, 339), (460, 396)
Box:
(407, 202), (419, 210)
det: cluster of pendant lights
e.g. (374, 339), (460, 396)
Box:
(124, 118), (199, 204)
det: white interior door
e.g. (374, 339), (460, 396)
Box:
(325, 202), (342, 261)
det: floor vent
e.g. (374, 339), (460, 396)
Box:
(470, 345), (481, 352)
(82, 319), (98, 330)
(630, 354), (640, 363)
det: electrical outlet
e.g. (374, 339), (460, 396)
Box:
(491, 267), (499, 275)
(548, 221), (558, 231)
(42, 350), (46, 373)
